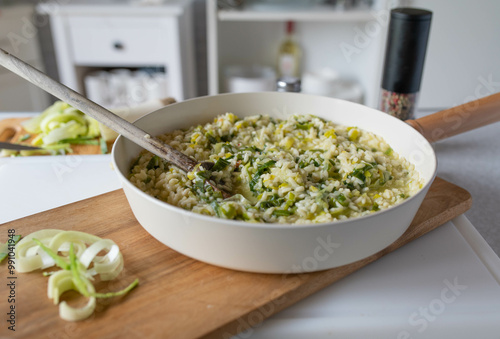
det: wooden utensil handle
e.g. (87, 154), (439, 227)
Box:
(406, 92), (500, 142)
(0, 48), (198, 172)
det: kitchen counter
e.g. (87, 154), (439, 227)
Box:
(416, 109), (500, 255)
(0, 110), (499, 338)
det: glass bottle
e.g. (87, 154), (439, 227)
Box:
(277, 21), (301, 78)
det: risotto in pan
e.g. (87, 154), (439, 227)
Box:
(129, 113), (422, 224)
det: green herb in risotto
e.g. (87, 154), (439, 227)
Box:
(129, 113), (422, 224)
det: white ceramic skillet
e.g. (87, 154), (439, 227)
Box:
(112, 92), (500, 273)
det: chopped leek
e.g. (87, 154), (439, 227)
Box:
(99, 137), (108, 154)
(335, 193), (349, 207)
(0, 235), (21, 263)
(60, 137), (99, 145)
(19, 133), (31, 141)
(240, 145), (262, 153)
(211, 158), (230, 172)
(18, 143), (72, 157)
(42, 120), (87, 145)
(16, 229), (63, 272)
(49, 269), (97, 321)
(272, 209), (294, 217)
(69, 243), (89, 297)
(40, 109), (87, 134)
(85, 116), (101, 138)
(205, 132), (217, 144)
(296, 122), (313, 130)
(211, 201), (222, 217)
(146, 155), (161, 170)
(249, 160), (276, 193)
(129, 156), (141, 171)
(196, 170), (211, 180)
(259, 194), (285, 209)
(33, 239), (70, 270)
(90, 278), (139, 298)
(19, 101), (106, 152)
(22, 101), (71, 134)
(16, 229), (138, 322)
(220, 202), (237, 219)
(284, 192), (296, 210)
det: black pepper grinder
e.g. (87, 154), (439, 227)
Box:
(380, 8), (432, 120)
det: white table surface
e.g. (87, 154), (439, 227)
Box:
(1, 112), (500, 338)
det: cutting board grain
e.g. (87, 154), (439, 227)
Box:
(0, 117), (112, 155)
(1, 177), (471, 339)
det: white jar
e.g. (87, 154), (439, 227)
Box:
(225, 65), (276, 93)
(302, 68), (364, 104)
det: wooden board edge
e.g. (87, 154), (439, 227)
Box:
(0, 189), (124, 227)
(202, 178), (473, 339)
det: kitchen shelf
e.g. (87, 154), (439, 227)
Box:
(208, 0), (388, 107)
(218, 8), (374, 22)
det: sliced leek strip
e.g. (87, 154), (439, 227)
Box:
(0, 235), (21, 263)
(38, 249), (57, 269)
(48, 270), (97, 322)
(48, 231), (101, 253)
(16, 229), (62, 249)
(98, 253), (124, 281)
(103, 243), (120, 263)
(16, 229), (138, 322)
(94, 252), (122, 275)
(58, 275), (96, 322)
(80, 240), (124, 280)
(79, 239), (117, 268)
(48, 270), (73, 302)
(25, 244), (57, 269)
(16, 230), (115, 275)
(33, 239), (70, 270)
(25, 246), (39, 257)
(16, 229), (63, 272)
(94, 250), (122, 274)
(53, 277), (74, 305)
(57, 241), (88, 259)
(59, 295), (96, 322)
(91, 278), (139, 298)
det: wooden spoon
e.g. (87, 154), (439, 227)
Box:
(0, 48), (230, 198)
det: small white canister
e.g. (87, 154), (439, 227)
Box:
(225, 65), (276, 93)
(302, 68), (364, 104)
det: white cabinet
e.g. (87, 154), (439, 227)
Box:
(207, 0), (391, 108)
(67, 16), (175, 66)
(38, 1), (196, 102)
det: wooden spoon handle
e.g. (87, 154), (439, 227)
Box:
(406, 92), (500, 142)
(0, 48), (198, 172)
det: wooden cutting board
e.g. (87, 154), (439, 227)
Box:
(0, 117), (112, 155)
(1, 177), (471, 339)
